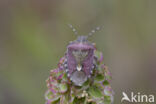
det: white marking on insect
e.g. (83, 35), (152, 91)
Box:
(77, 65), (82, 71)
(91, 30), (95, 33)
(64, 64), (67, 67)
(67, 73), (70, 77)
(65, 69), (68, 72)
(92, 65), (94, 69)
(65, 58), (67, 62)
(78, 83), (82, 86)
(70, 77), (72, 80)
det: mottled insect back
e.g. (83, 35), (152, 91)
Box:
(66, 36), (96, 86)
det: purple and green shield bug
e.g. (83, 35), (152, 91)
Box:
(62, 24), (102, 86)
(45, 24), (114, 104)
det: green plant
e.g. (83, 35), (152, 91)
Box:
(45, 51), (114, 104)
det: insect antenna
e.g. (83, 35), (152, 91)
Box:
(87, 26), (103, 38)
(68, 24), (78, 35)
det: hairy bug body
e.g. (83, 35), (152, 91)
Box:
(62, 25), (102, 86)
(66, 36), (95, 86)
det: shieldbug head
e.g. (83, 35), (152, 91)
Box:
(61, 24), (102, 86)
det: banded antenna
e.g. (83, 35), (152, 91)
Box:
(87, 26), (103, 38)
(68, 24), (78, 35)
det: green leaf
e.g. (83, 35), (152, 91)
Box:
(62, 73), (68, 81)
(103, 80), (109, 86)
(46, 91), (53, 99)
(95, 74), (104, 81)
(45, 90), (61, 102)
(88, 86), (103, 98)
(104, 96), (111, 104)
(59, 83), (68, 93)
(94, 51), (103, 64)
(83, 79), (89, 86)
(90, 102), (96, 104)
(51, 98), (60, 104)
(73, 97), (85, 104)
(95, 51), (101, 60)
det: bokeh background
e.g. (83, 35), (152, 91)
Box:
(0, 0), (156, 104)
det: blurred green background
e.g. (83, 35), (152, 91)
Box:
(0, 0), (156, 104)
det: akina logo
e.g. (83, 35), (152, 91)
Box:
(121, 92), (154, 103)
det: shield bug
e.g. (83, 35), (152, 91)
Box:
(62, 24), (102, 86)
